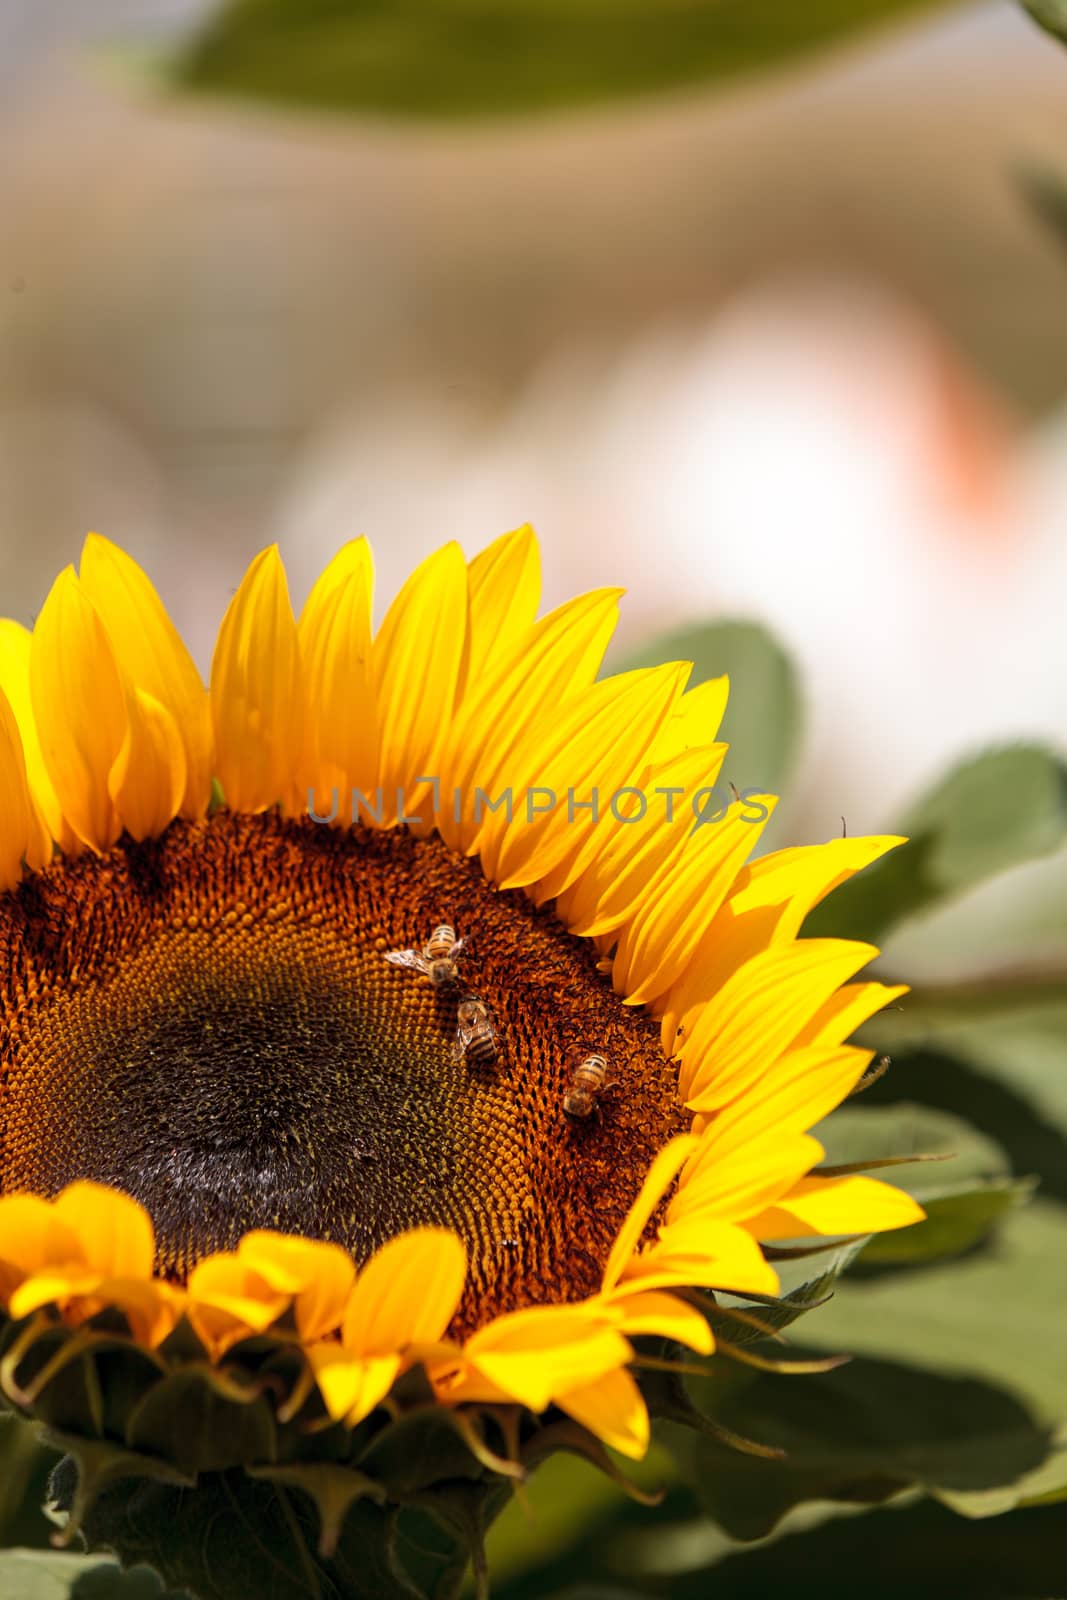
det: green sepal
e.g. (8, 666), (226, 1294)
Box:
(43, 1432), (194, 1548)
(124, 1367), (278, 1477)
(247, 1462), (386, 1557)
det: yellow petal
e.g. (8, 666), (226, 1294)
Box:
(680, 939), (878, 1109)
(749, 1174), (926, 1239)
(602, 1288), (714, 1354)
(0, 1196), (82, 1302)
(670, 1133), (824, 1226)
(555, 1366), (650, 1460)
(297, 538), (374, 643)
(611, 795), (778, 1008)
(0, 619), (70, 851)
(307, 1343), (401, 1425)
(480, 664), (690, 892)
(10, 1269), (104, 1319)
(30, 567), (126, 851)
(703, 1046), (871, 1153)
(67, 1276), (185, 1348)
(79, 534), (214, 819)
(439, 587), (623, 854)
(186, 1252), (291, 1357)
(658, 835), (906, 1051)
(237, 1232), (356, 1342)
(210, 547), (303, 815)
(619, 1217), (780, 1297)
(0, 688), (35, 891)
(343, 1228), (466, 1356)
(792, 981), (910, 1051)
(601, 1135), (698, 1292)
(373, 543), (468, 826)
(645, 675), (730, 763)
(52, 1182), (156, 1280)
(462, 1305), (632, 1413)
(465, 526), (541, 686)
(299, 547), (378, 811)
(108, 688), (187, 843)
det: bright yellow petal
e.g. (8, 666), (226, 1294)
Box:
(461, 1304), (632, 1413)
(30, 567), (126, 851)
(480, 664), (690, 892)
(79, 534), (214, 819)
(792, 981), (910, 1051)
(373, 543), (468, 826)
(700, 1046), (871, 1155)
(0, 619), (70, 852)
(602, 1135), (698, 1292)
(52, 1182), (155, 1280)
(646, 675), (730, 763)
(299, 547), (378, 812)
(555, 1366), (650, 1460)
(439, 587), (623, 854)
(343, 1228), (466, 1356)
(670, 1133), (824, 1226)
(67, 1276), (185, 1348)
(210, 547), (303, 815)
(749, 1174), (926, 1240)
(297, 538), (374, 643)
(658, 835), (905, 1052)
(602, 1288), (714, 1354)
(619, 1217), (779, 1297)
(0, 689), (35, 891)
(612, 795), (778, 1008)
(108, 688), (187, 843)
(680, 939), (878, 1109)
(307, 1342), (401, 1425)
(186, 1252), (291, 1357)
(236, 1232), (356, 1342)
(465, 526), (541, 686)
(10, 1269), (104, 1319)
(0, 1196), (82, 1302)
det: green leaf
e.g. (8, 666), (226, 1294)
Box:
(1018, 165), (1067, 251)
(0, 1415), (60, 1551)
(618, 619), (802, 802)
(172, 0), (965, 121)
(0, 1548), (184, 1598)
(857, 1179), (1037, 1266)
(804, 745), (1067, 943)
(860, 987), (1067, 1204)
(801, 1200), (1067, 1511)
(1023, 0), (1067, 44)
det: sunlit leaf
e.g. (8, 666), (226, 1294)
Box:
(805, 745), (1067, 943)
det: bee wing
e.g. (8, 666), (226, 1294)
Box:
(384, 949), (430, 974)
(450, 937), (467, 957)
(451, 1025), (473, 1062)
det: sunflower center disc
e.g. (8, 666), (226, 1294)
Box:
(0, 814), (685, 1332)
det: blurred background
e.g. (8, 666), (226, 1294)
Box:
(3, 3), (1067, 1593)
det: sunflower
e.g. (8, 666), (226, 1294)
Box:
(0, 527), (922, 1590)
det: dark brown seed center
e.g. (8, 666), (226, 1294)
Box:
(0, 813), (686, 1334)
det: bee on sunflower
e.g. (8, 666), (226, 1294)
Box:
(0, 527), (921, 1598)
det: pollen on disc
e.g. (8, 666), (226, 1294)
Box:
(0, 813), (686, 1333)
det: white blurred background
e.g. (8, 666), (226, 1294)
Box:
(2, 0), (1066, 972)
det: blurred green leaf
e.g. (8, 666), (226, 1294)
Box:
(668, 1354), (1050, 1541)
(861, 987), (1067, 1201)
(1023, 0), (1067, 44)
(0, 1549), (182, 1599)
(857, 1179), (1037, 1266)
(661, 1495), (1067, 1599)
(1018, 165), (1067, 250)
(802, 1200), (1067, 1511)
(804, 745), (1067, 943)
(619, 619), (802, 800)
(0, 1416), (59, 1551)
(173, 0), (964, 121)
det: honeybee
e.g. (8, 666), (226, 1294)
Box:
(563, 1053), (613, 1121)
(452, 996), (500, 1068)
(384, 923), (466, 988)
(851, 1053), (891, 1097)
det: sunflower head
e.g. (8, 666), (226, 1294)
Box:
(0, 528), (921, 1595)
